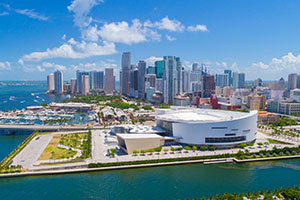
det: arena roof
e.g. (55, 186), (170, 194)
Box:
(156, 107), (257, 123)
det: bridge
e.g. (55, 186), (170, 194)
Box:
(0, 124), (104, 135)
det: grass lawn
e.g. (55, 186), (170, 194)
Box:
(38, 133), (88, 160)
(38, 145), (77, 160)
(267, 138), (292, 145)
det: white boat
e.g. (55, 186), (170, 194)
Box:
(33, 99), (38, 103)
(31, 93), (35, 96)
(9, 96), (16, 101)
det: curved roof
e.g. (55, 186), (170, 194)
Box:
(156, 107), (257, 123)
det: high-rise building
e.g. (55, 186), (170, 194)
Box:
(155, 60), (164, 78)
(182, 70), (190, 93)
(233, 72), (245, 90)
(71, 78), (77, 94)
(138, 60), (146, 99)
(145, 74), (156, 88)
(163, 56), (182, 104)
(89, 71), (104, 90)
(201, 74), (215, 97)
(121, 52), (131, 96)
(76, 70), (89, 94)
(288, 73), (297, 90)
(238, 73), (245, 89)
(129, 65), (138, 97)
(54, 70), (63, 95)
(254, 78), (262, 87)
(297, 75), (300, 89)
(215, 73), (229, 88)
(104, 68), (115, 95)
(81, 75), (90, 95)
(147, 66), (155, 74)
(47, 73), (54, 92)
(192, 63), (200, 71)
(277, 77), (285, 90)
(224, 69), (233, 86)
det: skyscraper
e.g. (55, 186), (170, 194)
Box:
(121, 52), (131, 96)
(71, 78), (77, 94)
(215, 73), (229, 88)
(76, 70), (89, 94)
(224, 69), (233, 85)
(81, 75), (90, 95)
(163, 56), (182, 104)
(288, 73), (297, 90)
(201, 74), (215, 97)
(155, 60), (164, 78)
(238, 73), (245, 89)
(192, 63), (199, 71)
(182, 70), (191, 93)
(138, 60), (146, 99)
(54, 70), (63, 95)
(47, 73), (54, 92)
(105, 68), (115, 95)
(90, 71), (104, 90)
(233, 72), (245, 90)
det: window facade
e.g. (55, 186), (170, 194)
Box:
(205, 136), (246, 143)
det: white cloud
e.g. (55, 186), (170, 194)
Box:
(21, 38), (117, 61)
(187, 24), (208, 32)
(0, 11), (9, 16)
(251, 52), (300, 73)
(0, 61), (11, 70)
(145, 16), (185, 32)
(2, 4), (49, 21)
(68, 0), (103, 28)
(71, 60), (117, 72)
(97, 19), (160, 44)
(15, 9), (49, 21)
(144, 56), (163, 66)
(22, 62), (67, 72)
(166, 34), (176, 41)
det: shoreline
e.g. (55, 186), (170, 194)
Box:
(1, 154), (300, 179)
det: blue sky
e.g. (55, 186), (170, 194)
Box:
(1, 0), (300, 81)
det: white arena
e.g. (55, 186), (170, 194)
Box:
(156, 107), (258, 147)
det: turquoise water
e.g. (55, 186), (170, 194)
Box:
(0, 135), (28, 160)
(0, 81), (64, 111)
(0, 159), (299, 199)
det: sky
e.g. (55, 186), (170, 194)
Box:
(1, 0), (300, 81)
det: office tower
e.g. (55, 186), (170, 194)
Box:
(138, 60), (146, 99)
(201, 74), (215, 97)
(182, 70), (190, 93)
(81, 75), (90, 95)
(71, 78), (77, 94)
(129, 67), (138, 97)
(121, 52), (131, 96)
(147, 66), (155, 74)
(145, 74), (156, 88)
(215, 73), (229, 88)
(47, 73), (54, 91)
(76, 70), (89, 93)
(223, 86), (234, 97)
(288, 73), (297, 90)
(156, 78), (163, 93)
(238, 73), (245, 88)
(192, 63), (200, 71)
(155, 60), (164, 78)
(89, 71), (104, 90)
(54, 70), (63, 95)
(297, 75), (300, 89)
(254, 78), (262, 87)
(224, 69), (233, 86)
(105, 68), (115, 95)
(277, 77), (285, 90)
(233, 72), (245, 90)
(163, 56), (182, 104)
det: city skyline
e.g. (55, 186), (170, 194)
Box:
(1, 0), (300, 80)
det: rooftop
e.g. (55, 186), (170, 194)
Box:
(156, 107), (257, 123)
(117, 133), (163, 139)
